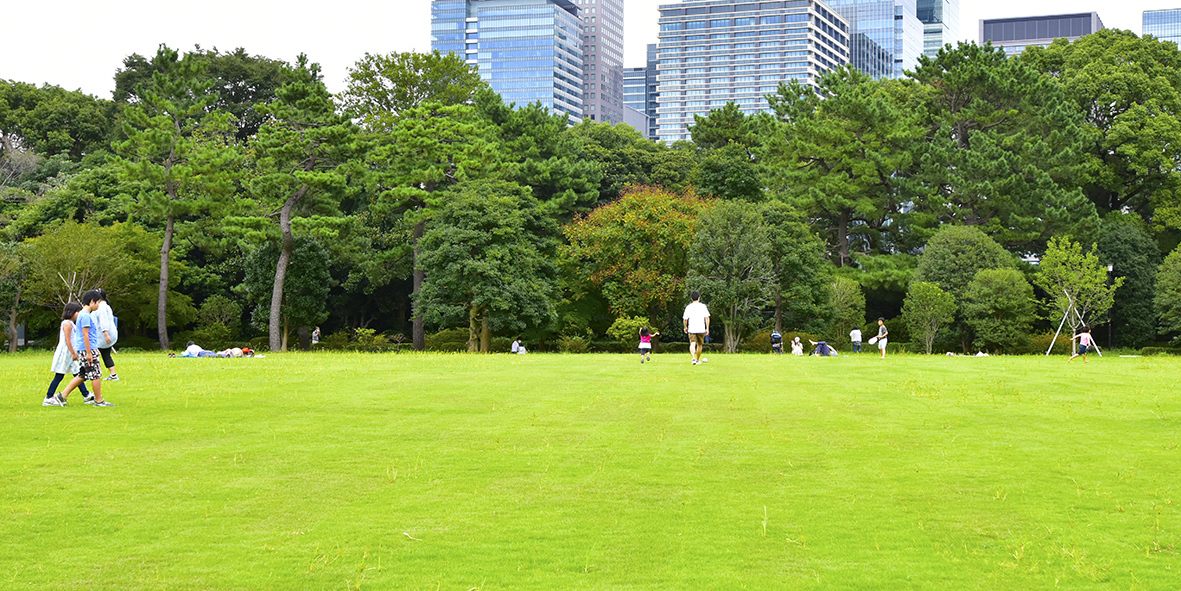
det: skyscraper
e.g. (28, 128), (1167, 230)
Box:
(980, 12), (1105, 57)
(655, 0), (851, 143)
(431, 0), (584, 122)
(916, 0), (959, 57)
(577, 0), (625, 124)
(624, 44), (659, 139)
(824, 0), (924, 79)
(1144, 9), (1181, 45)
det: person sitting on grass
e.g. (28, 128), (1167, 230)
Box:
(791, 337), (804, 356)
(809, 340), (838, 357)
(511, 338), (527, 355)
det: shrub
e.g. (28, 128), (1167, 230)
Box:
(353, 328), (387, 350)
(426, 328), (469, 352)
(249, 337), (270, 352)
(119, 334), (160, 350)
(317, 330), (352, 350)
(1139, 346), (1181, 356)
(557, 335), (590, 353)
(606, 316), (650, 349)
(743, 331), (773, 353)
(491, 337), (514, 353)
(1022, 332), (1072, 356)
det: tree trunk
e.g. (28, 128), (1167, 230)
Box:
(7, 304), (19, 354)
(158, 213), (175, 349)
(837, 209), (850, 268)
(724, 322), (740, 354)
(773, 290), (783, 335)
(298, 325), (311, 351)
(480, 310), (491, 353)
(281, 315), (289, 352)
(269, 190), (303, 352)
(467, 304), (480, 352)
(412, 221), (426, 351)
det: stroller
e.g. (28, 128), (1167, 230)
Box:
(770, 331), (783, 354)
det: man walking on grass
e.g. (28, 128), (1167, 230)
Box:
(876, 317), (888, 359)
(683, 290), (710, 366)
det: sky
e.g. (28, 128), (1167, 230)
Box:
(3, 0), (1181, 100)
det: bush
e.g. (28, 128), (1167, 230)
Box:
(353, 328), (387, 350)
(426, 328), (469, 352)
(1022, 332), (1072, 356)
(1139, 346), (1181, 356)
(743, 331), (773, 353)
(119, 334), (160, 350)
(557, 335), (590, 354)
(491, 337), (514, 353)
(249, 337), (270, 352)
(317, 330), (352, 350)
(606, 316), (650, 349)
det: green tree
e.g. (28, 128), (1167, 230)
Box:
(912, 225), (1016, 350)
(197, 294), (243, 336)
(765, 67), (921, 265)
(475, 88), (601, 214)
(761, 200), (827, 333)
(902, 281), (956, 354)
(686, 200), (773, 353)
(1024, 30), (1181, 227)
(416, 181), (559, 352)
(570, 122), (697, 205)
(962, 269), (1036, 353)
(244, 238), (332, 351)
(247, 55), (363, 352)
(826, 276), (866, 347)
(1154, 248), (1181, 338)
(370, 101), (500, 350)
(113, 44), (241, 349)
(23, 220), (132, 309)
(563, 186), (709, 330)
(1096, 216), (1161, 348)
(0, 80), (116, 160)
(0, 242), (31, 352)
(114, 47), (292, 141)
(1035, 237), (1123, 344)
(909, 42), (1098, 251)
(341, 50), (487, 132)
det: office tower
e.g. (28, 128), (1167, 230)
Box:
(431, 0), (584, 122)
(916, 0), (960, 57)
(980, 13), (1105, 57)
(1144, 9), (1181, 45)
(578, 0), (625, 124)
(825, 0), (923, 79)
(655, 0), (851, 144)
(624, 44), (660, 139)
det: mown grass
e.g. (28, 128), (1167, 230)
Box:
(1, 351), (1178, 590)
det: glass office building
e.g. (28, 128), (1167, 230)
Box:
(623, 44), (659, 139)
(825, 0), (923, 79)
(577, 0), (625, 124)
(1144, 9), (1181, 45)
(916, 0), (959, 57)
(980, 13), (1105, 56)
(431, 0), (584, 122)
(655, 0), (851, 143)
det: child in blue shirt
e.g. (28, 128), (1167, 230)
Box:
(54, 291), (113, 407)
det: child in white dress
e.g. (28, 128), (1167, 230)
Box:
(43, 303), (90, 406)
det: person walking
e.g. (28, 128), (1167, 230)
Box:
(638, 327), (660, 363)
(93, 289), (119, 380)
(55, 291), (113, 407)
(683, 290), (710, 366)
(43, 302), (91, 406)
(876, 317), (889, 359)
(849, 327), (862, 354)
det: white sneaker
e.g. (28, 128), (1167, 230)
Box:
(103, 374), (120, 381)
(43, 396), (63, 407)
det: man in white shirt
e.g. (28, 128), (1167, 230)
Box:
(682, 290), (710, 366)
(849, 327), (862, 354)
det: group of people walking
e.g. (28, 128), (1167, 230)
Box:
(43, 289), (118, 407)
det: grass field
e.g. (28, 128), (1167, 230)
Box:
(2, 351), (1179, 590)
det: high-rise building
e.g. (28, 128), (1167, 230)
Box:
(624, 44), (659, 139)
(655, 0), (851, 144)
(916, 0), (959, 57)
(825, 0), (923, 79)
(1144, 9), (1181, 45)
(431, 0), (584, 122)
(578, 0), (625, 124)
(980, 13), (1105, 57)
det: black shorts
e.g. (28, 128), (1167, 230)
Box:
(1077, 344), (1088, 355)
(78, 358), (101, 381)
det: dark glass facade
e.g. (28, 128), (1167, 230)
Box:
(980, 13), (1105, 56)
(431, 0), (584, 122)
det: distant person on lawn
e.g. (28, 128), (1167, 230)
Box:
(1069, 326), (1094, 363)
(94, 288), (119, 381)
(56, 291), (112, 407)
(876, 317), (889, 359)
(683, 290), (710, 366)
(43, 302), (91, 406)
(849, 326), (862, 354)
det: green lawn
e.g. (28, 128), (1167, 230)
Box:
(2, 351), (1178, 590)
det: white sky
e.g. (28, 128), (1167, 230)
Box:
(1, 1), (1178, 100)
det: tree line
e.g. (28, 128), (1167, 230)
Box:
(5, 30), (1181, 354)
